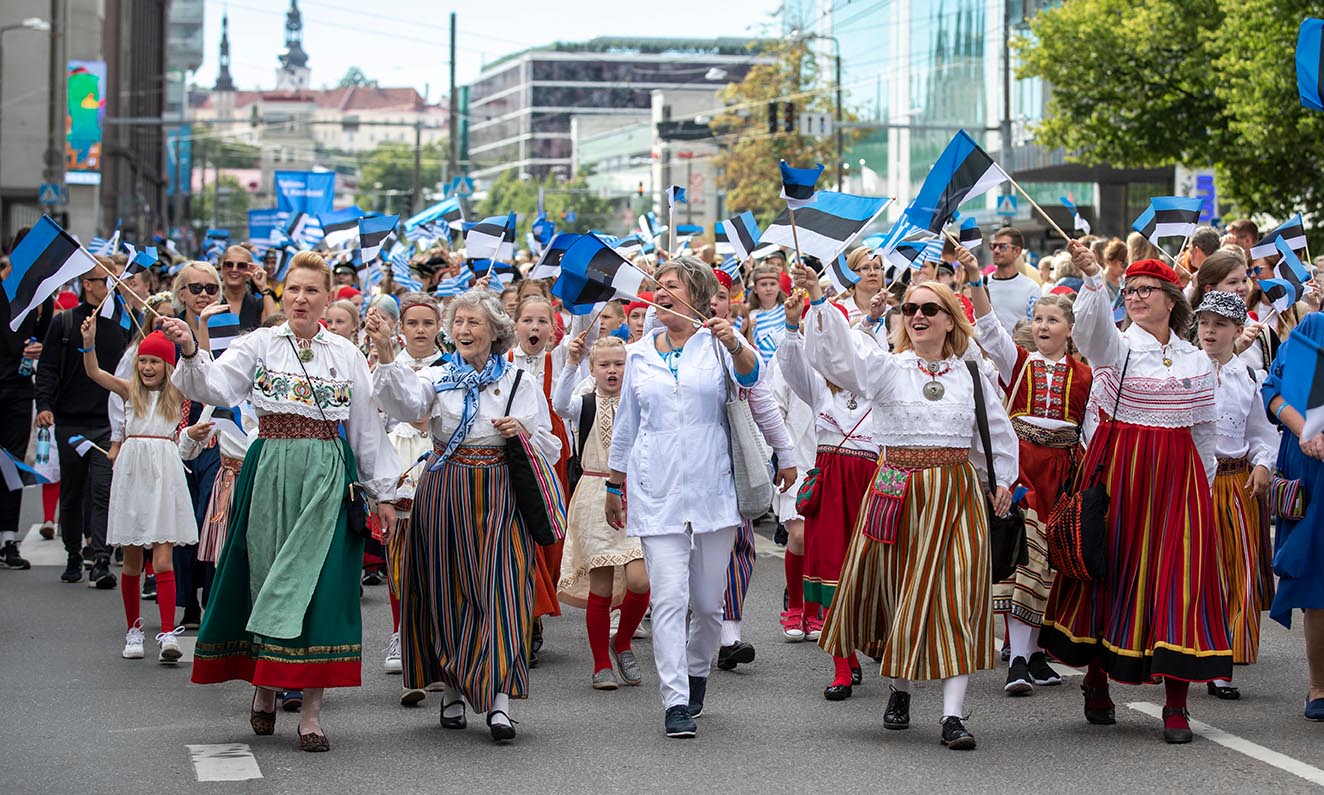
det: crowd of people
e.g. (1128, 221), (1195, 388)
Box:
(1, 214), (1322, 753)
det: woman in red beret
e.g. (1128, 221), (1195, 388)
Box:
(1040, 243), (1232, 744)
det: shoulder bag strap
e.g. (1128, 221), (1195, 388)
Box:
(1086, 351), (1131, 486)
(578, 392), (596, 455)
(1003, 353), (1031, 413)
(711, 332), (738, 401)
(967, 359), (997, 496)
(503, 367), (523, 416)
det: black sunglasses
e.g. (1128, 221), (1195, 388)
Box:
(901, 301), (949, 318)
(186, 283), (220, 296)
(221, 260), (249, 270)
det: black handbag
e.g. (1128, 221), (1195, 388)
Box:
(1044, 353), (1129, 581)
(968, 360), (1027, 583)
(501, 369), (567, 547)
(566, 392), (596, 497)
(289, 337), (371, 538)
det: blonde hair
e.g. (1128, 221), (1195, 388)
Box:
(287, 251), (332, 290)
(588, 335), (626, 364)
(325, 300), (360, 330)
(892, 282), (975, 359)
(128, 357), (183, 424)
(1126, 231), (1164, 265)
(171, 260), (220, 295)
(514, 295), (554, 322)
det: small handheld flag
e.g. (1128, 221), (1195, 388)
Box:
(318, 207), (366, 250)
(904, 131), (1009, 233)
(123, 242), (158, 276)
(465, 213), (515, 264)
(1251, 214), (1307, 259)
(666, 185), (686, 208)
(1275, 236), (1310, 299)
(779, 161), (825, 209)
(956, 216), (983, 250)
(721, 211), (763, 262)
(1060, 197), (1091, 235)
(206, 311), (242, 354)
(1259, 277), (1299, 314)
(4, 216), (100, 331)
(405, 197), (464, 232)
(761, 192), (891, 264)
(553, 234), (648, 314)
(826, 253), (860, 295)
(1298, 18), (1324, 112)
(1131, 197), (1202, 246)
(68, 435), (100, 457)
(0, 448), (50, 491)
(529, 233), (581, 281)
(358, 214), (399, 263)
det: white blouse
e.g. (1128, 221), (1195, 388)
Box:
(776, 328), (878, 453)
(802, 300), (1018, 489)
(1212, 355), (1278, 469)
(607, 328), (764, 537)
(1073, 272), (1217, 484)
(172, 324), (398, 501)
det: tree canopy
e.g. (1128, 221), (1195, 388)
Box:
(354, 140), (446, 213)
(337, 66), (378, 89)
(476, 170), (614, 246)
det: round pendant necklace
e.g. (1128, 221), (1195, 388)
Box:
(1161, 344), (1173, 368)
(920, 359), (947, 401)
(295, 337), (314, 362)
(846, 394), (858, 410)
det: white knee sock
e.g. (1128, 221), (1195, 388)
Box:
(489, 692), (511, 726)
(0, 530), (15, 544)
(892, 677), (911, 693)
(1213, 678), (1232, 688)
(1008, 617), (1035, 662)
(720, 620), (740, 647)
(942, 675), (969, 718)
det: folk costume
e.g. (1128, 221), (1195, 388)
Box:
(175, 324), (398, 689)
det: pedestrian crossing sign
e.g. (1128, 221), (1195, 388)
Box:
(38, 183), (64, 206)
(996, 194), (1018, 217)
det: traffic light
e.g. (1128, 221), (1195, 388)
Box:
(637, 181), (644, 196)
(768, 102), (778, 134)
(783, 102), (795, 133)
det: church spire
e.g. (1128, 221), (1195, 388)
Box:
(214, 12), (235, 92)
(279, 0), (308, 71)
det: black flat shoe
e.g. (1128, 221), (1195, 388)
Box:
(824, 683), (852, 701)
(1162, 707), (1193, 744)
(486, 710), (517, 742)
(1082, 683), (1116, 725)
(1207, 682), (1241, 700)
(440, 699), (466, 730)
(883, 687), (911, 730)
(250, 690), (276, 736)
(716, 641), (756, 671)
(940, 715), (976, 750)
(851, 665), (863, 686)
(298, 729), (330, 752)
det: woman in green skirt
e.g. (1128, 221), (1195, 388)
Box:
(162, 252), (398, 752)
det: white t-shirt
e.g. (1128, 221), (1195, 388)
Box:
(986, 272), (1040, 332)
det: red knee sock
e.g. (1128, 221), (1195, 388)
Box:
(145, 560), (154, 576)
(388, 588), (401, 632)
(41, 483), (59, 522)
(1164, 678), (1190, 727)
(586, 592), (613, 673)
(614, 589), (650, 653)
(785, 552), (804, 611)
(1083, 661), (1109, 691)
(155, 571), (177, 631)
(120, 574), (141, 629)
(831, 655), (853, 687)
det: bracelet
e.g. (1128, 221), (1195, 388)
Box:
(605, 483), (624, 497)
(180, 345), (200, 360)
(968, 278), (984, 289)
(784, 322), (800, 332)
(261, 289), (276, 298)
(1275, 401), (1290, 421)
(810, 294), (827, 306)
(726, 341), (741, 354)
(77, 345), (94, 354)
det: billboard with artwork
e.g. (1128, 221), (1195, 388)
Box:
(66, 59), (105, 185)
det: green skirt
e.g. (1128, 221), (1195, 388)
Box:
(191, 437), (365, 689)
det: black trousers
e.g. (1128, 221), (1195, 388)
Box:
(54, 422), (111, 560)
(0, 397), (33, 536)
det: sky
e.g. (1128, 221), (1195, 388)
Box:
(193, 0), (784, 99)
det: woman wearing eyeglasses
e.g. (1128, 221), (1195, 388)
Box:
(842, 248), (887, 328)
(1040, 243), (1231, 745)
(219, 247), (278, 331)
(795, 262), (1017, 751)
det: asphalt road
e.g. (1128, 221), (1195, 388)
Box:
(2, 518), (1323, 794)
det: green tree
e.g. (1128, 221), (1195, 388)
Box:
(195, 126), (261, 169)
(354, 140), (446, 213)
(192, 174), (252, 230)
(476, 170), (614, 244)
(1017, 0), (1324, 242)
(337, 66), (378, 89)
(710, 38), (858, 226)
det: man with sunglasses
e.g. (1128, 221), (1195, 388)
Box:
(985, 227), (1040, 333)
(218, 246), (277, 331)
(35, 257), (131, 587)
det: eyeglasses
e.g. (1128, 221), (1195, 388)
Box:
(185, 283), (220, 296)
(221, 261), (249, 271)
(1122, 285), (1158, 300)
(901, 301), (950, 318)
(990, 242), (1017, 252)
(854, 264), (884, 274)
(82, 277), (107, 285)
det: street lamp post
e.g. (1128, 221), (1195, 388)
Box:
(0, 17), (52, 235)
(789, 29), (843, 191)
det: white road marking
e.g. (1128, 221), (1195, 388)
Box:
(1127, 702), (1324, 787)
(187, 743), (262, 782)
(18, 527), (69, 567)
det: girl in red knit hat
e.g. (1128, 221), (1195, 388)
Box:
(78, 321), (198, 663)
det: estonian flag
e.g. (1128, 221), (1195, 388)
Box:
(1277, 314), (1324, 440)
(434, 265), (475, 298)
(465, 213), (515, 263)
(1060, 196), (1091, 235)
(613, 234), (646, 259)
(529, 233), (581, 281)
(717, 255), (742, 283)
(123, 243), (158, 276)
(210, 408), (249, 445)
(552, 234), (647, 314)
(714, 222), (734, 257)
(1260, 277), (1298, 314)
(98, 291), (133, 332)
(826, 253), (860, 295)
(1298, 18), (1324, 112)
(722, 211), (763, 261)
(4, 216), (100, 332)
(1274, 237), (1311, 299)
(779, 160), (825, 209)
(406, 197), (464, 232)
(68, 434), (98, 457)
(903, 131), (1009, 233)
(1131, 196), (1202, 245)
(285, 211), (323, 249)
(761, 191), (890, 264)
(638, 211), (667, 243)
(358, 214), (399, 263)
(206, 311), (242, 355)
(319, 207), (366, 250)
(666, 185), (686, 208)
(0, 448), (49, 491)
(957, 216), (983, 250)
(1251, 214), (1307, 259)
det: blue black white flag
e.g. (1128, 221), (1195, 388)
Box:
(4, 216), (100, 331)
(406, 197), (464, 231)
(1298, 18), (1324, 112)
(714, 222), (733, 257)
(1060, 196), (1091, 235)
(465, 213), (515, 263)
(1260, 277), (1299, 314)
(1131, 197), (1202, 245)
(721, 212), (762, 262)
(123, 242), (158, 276)
(957, 216), (983, 250)
(613, 234), (646, 259)
(762, 192), (890, 264)
(552, 234), (648, 314)
(529, 233), (581, 281)
(1275, 237), (1311, 299)
(1251, 214), (1308, 259)
(903, 131), (1009, 233)
(206, 311), (241, 355)
(779, 160), (825, 209)
(826, 253), (860, 295)
(319, 207), (366, 250)
(67, 435), (99, 457)
(0, 448), (49, 491)
(358, 214), (399, 263)
(666, 185), (686, 208)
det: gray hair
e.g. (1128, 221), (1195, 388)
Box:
(1191, 226), (1222, 256)
(445, 289), (516, 355)
(654, 255), (717, 320)
(367, 293), (400, 321)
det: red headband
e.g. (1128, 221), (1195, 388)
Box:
(1124, 258), (1179, 287)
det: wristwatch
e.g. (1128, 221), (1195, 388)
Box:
(260, 288), (276, 298)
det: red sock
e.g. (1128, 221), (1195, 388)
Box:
(41, 483), (59, 522)
(155, 571), (177, 631)
(848, 651), (860, 669)
(614, 589), (650, 653)
(144, 560), (154, 576)
(785, 552), (804, 611)
(586, 592), (613, 673)
(831, 655), (853, 686)
(1164, 678), (1189, 727)
(388, 588), (401, 631)
(1084, 661), (1109, 691)
(120, 574), (141, 629)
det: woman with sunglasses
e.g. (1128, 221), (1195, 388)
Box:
(218, 247), (277, 331)
(1040, 242), (1231, 745)
(795, 262), (1017, 751)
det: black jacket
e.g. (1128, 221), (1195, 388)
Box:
(0, 292), (53, 401)
(34, 302), (131, 428)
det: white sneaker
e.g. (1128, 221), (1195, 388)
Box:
(122, 619), (145, 659)
(156, 626), (184, 663)
(384, 631), (403, 674)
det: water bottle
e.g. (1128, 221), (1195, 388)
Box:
(18, 337), (37, 377)
(35, 428), (51, 466)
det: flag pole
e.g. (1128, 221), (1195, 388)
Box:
(668, 203), (676, 263)
(622, 260), (708, 320)
(635, 295), (701, 329)
(787, 208), (804, 268)
(93, 260), (168, 322)
(1006, 177), (1071, 241)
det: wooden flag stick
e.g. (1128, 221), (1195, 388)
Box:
(668, 203), (676, 263)
(787, 207), (805, 268)
(635, 295), (702, 329)
(94, 261), (168, 322)
(622, 259), (708, 320)
(1006, 179), (1071, 241)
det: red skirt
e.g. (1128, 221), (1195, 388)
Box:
(1017, 438), (1076, 519)
(803, 446), (877, 608)
(533, 413), (572, 619)
(1040, 422), (1233, 684)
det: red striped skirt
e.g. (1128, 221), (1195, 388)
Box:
(1212, 459), (1273, 664)
(1040, 422), (1233, 684)
(804, 446), (877, 609)
(197, 456), (243, 563)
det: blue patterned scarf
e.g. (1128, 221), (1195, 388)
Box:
(428, 353), (508, 470)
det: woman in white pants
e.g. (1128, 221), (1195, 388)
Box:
(605, 256), (762, 739)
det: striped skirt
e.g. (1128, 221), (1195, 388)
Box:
(197, 456), (243, 563)
(400, 445), (533, 712)
(819, 452), (994, 681)
(1213, 458), (1273, 664)
(722, 519), (757, 622)
(803, 446), (877, 609)
(1040, 423), (1233, 684)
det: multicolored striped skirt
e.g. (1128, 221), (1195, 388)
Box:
(993, 436), (1074, 626)
(803, 446), (876, 609)
(819, 450), (994, 681)
(532, 415), (572, 619)
(1041, 422), (1233, 684)
(197, 456), (243, 564)
(400, 445), (533, 712)
(1213, 457), (1274, 664)
(723, 519), (757, 622)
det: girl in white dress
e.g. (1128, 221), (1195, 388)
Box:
(79, 321), (198, 663)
